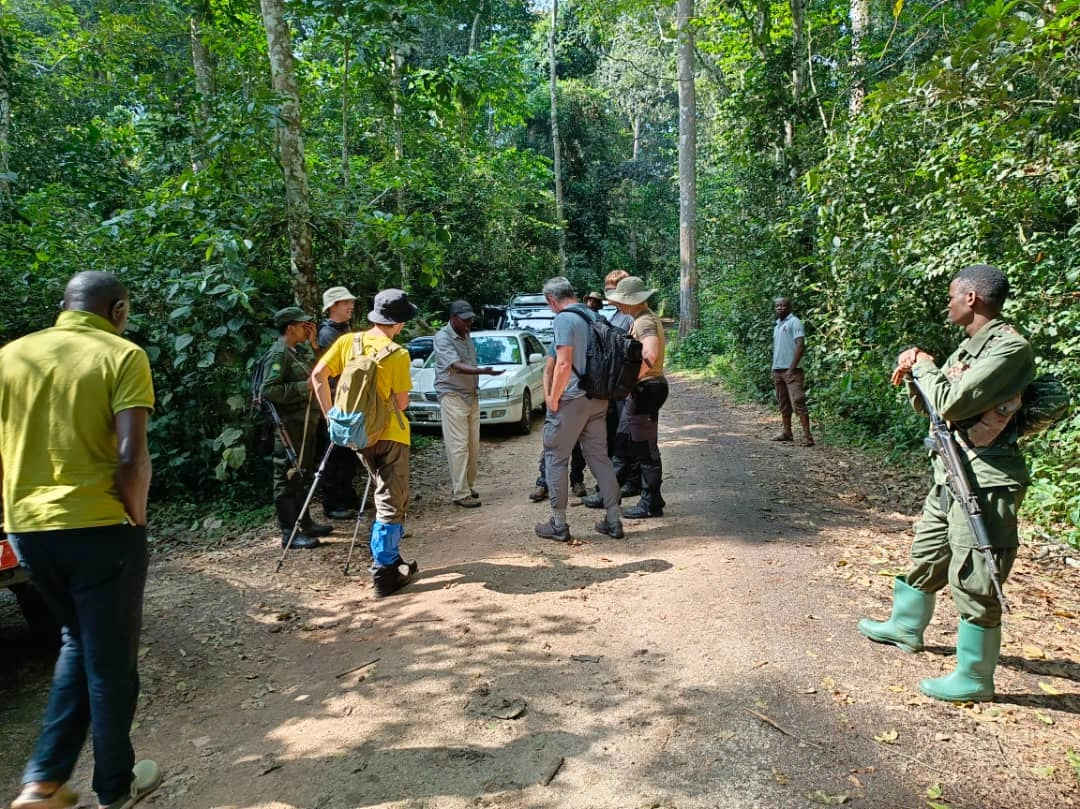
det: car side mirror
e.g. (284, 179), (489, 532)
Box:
(527, 353), (543, 364)
(411, 358), (423, 368)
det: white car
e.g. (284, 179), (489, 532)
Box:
(406, 330), (548, 434)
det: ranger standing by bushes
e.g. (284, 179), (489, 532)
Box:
(259, 306), (333, 550)
(858, 264), (1035, 702)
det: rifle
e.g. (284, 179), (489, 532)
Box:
(261, 399), (304, 479)
(908, 373), (1010, 614)
(251, 350), (304, 480)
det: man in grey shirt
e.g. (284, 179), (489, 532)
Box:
(432, 300), (504, 507)
(535, 277), (623, 542)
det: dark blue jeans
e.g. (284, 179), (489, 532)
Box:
(11, 524), (148, 805)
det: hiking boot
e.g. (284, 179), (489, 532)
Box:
(622, 502), (663, 519)
(571, 481), (588, 498)
(534, 518), (571, 542)
(372, 559), (418, 599)
(281, 531), (320, 550)
(620, 483), (641, 498)
(595, 518), (625, 539)
(326, 508), (357, 520)
(99, 759), (161, 809)
(581, 493), (608, 509)
(528, 485), (548, 502)
(301, 517), (333, 537)
(454, 497), (482, 508)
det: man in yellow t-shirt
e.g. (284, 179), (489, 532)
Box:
(0, 272), (161, 809)
(312, 288), (417, 598)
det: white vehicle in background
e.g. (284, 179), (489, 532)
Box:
(407, 330), (548, 434)
(499, 291), (618, 347)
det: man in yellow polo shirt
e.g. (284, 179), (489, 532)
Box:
(0, 272), (161, 809)
(311, 288), (418, 598)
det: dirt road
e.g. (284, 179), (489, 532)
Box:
(2, 375), (1078, 809)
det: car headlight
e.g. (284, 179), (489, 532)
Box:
(408, 391), (424, 403)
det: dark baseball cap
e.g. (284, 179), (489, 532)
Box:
(449, 300), (476, 319)
(273, 306), (314, 328)
(367, 288), (418, 325)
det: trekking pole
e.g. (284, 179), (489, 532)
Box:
(276, 442), (334, 573)
(343, 470), (373, 576)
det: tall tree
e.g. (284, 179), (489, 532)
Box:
(549, 0), (567, 273)
(189, 0), (216, 173)
(849, 0), (868, 114)
(676, 0), (698, 336)
(259, 0), (317, 310)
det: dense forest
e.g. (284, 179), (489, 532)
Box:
(0, 0), (1076, 544)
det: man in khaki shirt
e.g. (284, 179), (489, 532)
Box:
(584, 276), (669, 519)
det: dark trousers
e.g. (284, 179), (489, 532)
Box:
(536, 443), (585, 488)
(321, 444), (359, 511)
(12, 524), (148, 806)
(273, 416), (317, 528)
(613, 378), (669, 509)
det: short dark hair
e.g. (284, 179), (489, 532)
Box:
(953, 264), (1009, 312)
(63, 271), (128, 317)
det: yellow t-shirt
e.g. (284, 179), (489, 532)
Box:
(0, 311), (155, 532)
(320, 329), (411, 445)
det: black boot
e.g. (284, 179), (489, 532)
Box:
(301, 510), (333, 537)
(623, 443), (664, 518)
(282, 529), (320, 550)
(276, 494), (321, 549)
(372, 558), (418, 598)
(622, 498), (663, 519)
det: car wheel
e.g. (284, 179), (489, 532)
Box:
(516, 390), (533, 435)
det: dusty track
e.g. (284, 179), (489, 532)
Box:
(2, 374), (1078, 809)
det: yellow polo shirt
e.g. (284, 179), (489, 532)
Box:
(321, 329), (411, 445)
(0, 310), (155, 532)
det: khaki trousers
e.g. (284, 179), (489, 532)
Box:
(440, 392), (480, 501)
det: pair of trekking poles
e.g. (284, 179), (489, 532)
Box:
(262, 399), (373, 575)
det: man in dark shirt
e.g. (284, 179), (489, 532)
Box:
(317, 286), (360, 519)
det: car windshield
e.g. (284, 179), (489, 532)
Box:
(473, 335), (522, 366)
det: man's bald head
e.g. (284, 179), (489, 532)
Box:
(63, 271), (130, 329)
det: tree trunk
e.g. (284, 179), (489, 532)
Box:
(0, 47), (11, 207)
(676, 0), (698, 337)
(189, 2), (216, 173)
(341, 34), (350, 188)
(259, 0), (317, 311)
(785, 0), (806, 179)
(849, 0), (868, 115)
(391, 46), (408, 290)
(549, 0), (566, 274)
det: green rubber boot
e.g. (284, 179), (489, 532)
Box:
(857, 575), (935, 653)
(920, 620), (1000, 703)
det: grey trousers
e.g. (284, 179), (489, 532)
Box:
(543, 394), (620, 525)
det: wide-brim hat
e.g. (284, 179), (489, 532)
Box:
(368, 288), (418, 325)
(322, 286), (356, 312)
(273, 306), (314, 328)
(605, 276), (655, 305)
(583, 290), (604, 303)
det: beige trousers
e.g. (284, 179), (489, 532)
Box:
(440, 392), (480, 501)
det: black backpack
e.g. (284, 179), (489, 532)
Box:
(567, 306), (644, 400)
